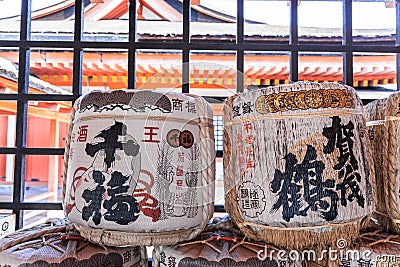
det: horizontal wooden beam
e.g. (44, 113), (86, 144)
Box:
(0, 101), (70, 122)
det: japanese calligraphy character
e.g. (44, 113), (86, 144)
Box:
(242, 199), (251, 209)
(123, 250), (132, 264)
(176, 166), (184, 176)
(246, 135), (253, 145)
(168, 256), (177, 267)
(142, 126), (160, 143)
(85, 121), (140, 170)
(82, 170), (106, 225)
(185, 101), (196, 113)
(251, 199), (260, 209)
(270, 145), (339, 222)
(177, 152), (185, 162)
(232, 105), (241, 117)
(336, 166), (364, 207)
(171, 98), (183, 111)
(103, 171), (140, 225)
(323, 116), (358, 170)
(160, 252), (166, 266)
(77, 125), (88, 142)
(358, 258), (372, 267)
(250, 189), (259, 199)
(179, 130), (194, 148)
(176, 179), (183, 186)
(242, 102), (254, 115)
(241, 188), (249, 198)
(244, 123), (252, 133)
(339, 257), (352, 267)
(246, 158), (255, 168)
(323, 116), (365, 208)
(246, 146), (253, 157)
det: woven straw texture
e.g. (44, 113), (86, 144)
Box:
(153, 216), (302, 267)
(0, 218), (147, 267)
(63, 90), (215, 247)
(224, 82), (374, 250)
(365, 92), (400, 233)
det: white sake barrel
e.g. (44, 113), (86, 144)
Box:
(224, 82), (374, 250)
(0, 218), (146, 267)
(64, 90), (215, 246)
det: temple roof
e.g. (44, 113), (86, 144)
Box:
(0, 20), (395, 42)
(0, 0), (397, 117)
(0, 50), (396, 92)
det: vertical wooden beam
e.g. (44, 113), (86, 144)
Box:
(289, 0), (299, 82)
(236, 0), (244, 93)
(13, 0), (32, 229)
(72, 0), (84, 96)
(342, 0), (353, 86)
(182, 0), (191, 93)
(128, 0), (137, 89)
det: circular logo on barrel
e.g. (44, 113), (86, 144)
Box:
(2, 221), (9, 232)
(167, 129), (181, 148)
(237, 181), (266, 218)
(179, 130), (194, 148)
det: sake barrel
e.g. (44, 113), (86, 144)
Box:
(63, 90), (215, 246)
(365, 92), (400, 233)
(153, 216), (302, 267)
(307, 229), (400, 267)
(0, 218), (147, 267)
(223, 82), (374, 250)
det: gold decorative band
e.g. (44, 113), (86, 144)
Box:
(225, 110), (362, 126)
(255, 89), (355, 114)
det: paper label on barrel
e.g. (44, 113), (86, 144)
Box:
(228, 88), (373, 227)
(65, 92), (208, 232)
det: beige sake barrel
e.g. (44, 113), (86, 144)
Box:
(153, 216), (302, 267)
(63, 90), (215, 246)
(0, 218), (147, 267)
(365, 92), (400, 233)
(224, 82), (374, 250)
